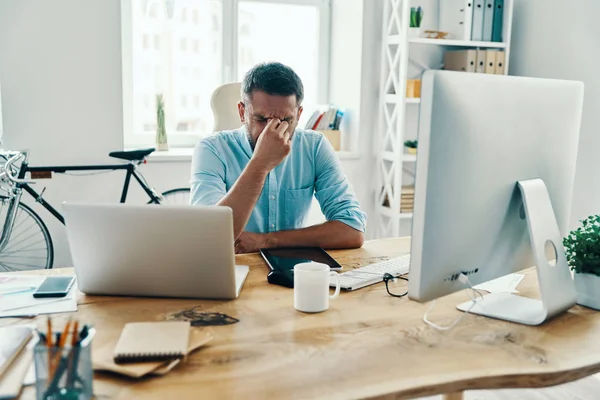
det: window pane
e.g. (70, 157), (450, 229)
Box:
(237, 1), (320, 106)
(131, 0), (222, 139)
(0, 80), (3, 145)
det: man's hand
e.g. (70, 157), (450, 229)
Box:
(250, 119), (291, 173)
(235, 231), (271, 254)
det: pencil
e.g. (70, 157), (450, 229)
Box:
(50, 320), (72, 378)
(46, 317), (52, 377)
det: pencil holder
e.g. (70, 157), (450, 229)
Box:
(33, 328), (95, 400)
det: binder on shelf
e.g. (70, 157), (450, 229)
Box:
(482, 0), (495, 42)
(444, 50), (477, 73)
(475, 49), (486, 73)
(439, 0), (473, 41)
(495, 51), (506, 75)
(485, 50), (497, 74)
(492, 0), (505, 42)
(471, 0), (485, 41)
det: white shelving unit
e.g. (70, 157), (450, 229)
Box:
(374, 0), (514, 239)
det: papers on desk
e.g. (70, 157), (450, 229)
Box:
(0, 326), (36, 400)
(473, 273), (525, 294)
(0, 275), (78, 318)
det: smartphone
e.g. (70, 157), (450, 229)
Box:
(32, 276), (75, 298)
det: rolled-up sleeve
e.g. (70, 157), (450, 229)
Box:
(313, 136), (367, 232)
(190, 139), (226, 206)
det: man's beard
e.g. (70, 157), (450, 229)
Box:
(245, 125), (296, 151)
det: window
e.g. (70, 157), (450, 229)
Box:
(237, 1), (323, 106)
(149, 4), (157, 18)
(124, 0), (330, 148)
(0, 81), (3, 145)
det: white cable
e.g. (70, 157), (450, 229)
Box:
(423, 273), (484, 331)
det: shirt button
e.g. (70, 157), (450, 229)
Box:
(270, 224), (275, 229)
(270, 195), (275, 200)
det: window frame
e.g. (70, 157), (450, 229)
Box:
(122, 0), (331, 149)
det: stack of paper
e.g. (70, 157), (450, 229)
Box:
(93, 329), (213, 378)
(0, 326), (36, 399)
(0, 275), (78, 318)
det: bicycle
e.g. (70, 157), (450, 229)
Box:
(0, 148), (190, 272)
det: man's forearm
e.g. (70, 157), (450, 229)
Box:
(217, 160), (268, 239)
(264, 221), (364, 250)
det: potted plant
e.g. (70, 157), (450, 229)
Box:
(409, 7), (423, 38)
(155, 93), (168, 151)
(404, 140), (418, 155)
(563, 214), (600, 310)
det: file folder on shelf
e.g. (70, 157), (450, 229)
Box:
(485, 50), (497, 74)
(492, 0), (504, 42)
(495, 51), (506, 75)
(482, 0), (495, 42)
(444, 50), (477, 73)
(471, 0), (485, 41)
(475, 50), (486, 73)
(439, 0), (473, 41)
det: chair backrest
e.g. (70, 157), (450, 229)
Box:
(210, 82), (242, 132)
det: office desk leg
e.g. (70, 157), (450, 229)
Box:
(443, 393), (464, 400)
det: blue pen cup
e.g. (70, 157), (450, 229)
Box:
(33, 328), (95, 400)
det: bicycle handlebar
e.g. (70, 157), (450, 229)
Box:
(2, 152), (34, 185)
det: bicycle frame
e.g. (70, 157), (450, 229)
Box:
(0, 155), (162, 251)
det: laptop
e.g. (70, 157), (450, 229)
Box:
(62, 202), (248, 300)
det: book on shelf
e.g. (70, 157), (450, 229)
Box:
(305, 106), (343, 131)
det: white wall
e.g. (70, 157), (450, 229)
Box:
(0, 0), (378, 267)
(509, 0), (600, 229)
(329, 0), (377, 238)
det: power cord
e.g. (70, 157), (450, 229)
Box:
(423, 273), (484, 331)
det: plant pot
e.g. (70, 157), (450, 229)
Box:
(406, 147), (417, 155)
(574, 272), (600, 310)
(156, 142), (169, 151)
(408, 27), (421, 39)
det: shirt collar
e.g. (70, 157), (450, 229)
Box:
(237, 125), (254, 159)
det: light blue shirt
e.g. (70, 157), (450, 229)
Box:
(190, 127), (367, 233)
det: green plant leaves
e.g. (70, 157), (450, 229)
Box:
(563, 214), (600, 276)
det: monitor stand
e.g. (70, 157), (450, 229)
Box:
(456, 179), (577, 325)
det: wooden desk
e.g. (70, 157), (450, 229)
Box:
(3, 237), (600, 400)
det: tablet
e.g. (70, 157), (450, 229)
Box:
(260, 247), (343, 272)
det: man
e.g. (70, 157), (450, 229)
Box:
(191, 62), (366, 254)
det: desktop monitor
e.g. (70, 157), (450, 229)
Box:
(407, 70), (584, 325)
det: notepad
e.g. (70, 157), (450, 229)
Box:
(0, 326), (33, 377)
(113, 321), (190, 364)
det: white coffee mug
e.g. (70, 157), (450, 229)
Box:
(294, 262), (340, 313)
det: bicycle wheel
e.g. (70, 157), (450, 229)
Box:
(148, 188), (191, 205)
(0, 196), (54, 272)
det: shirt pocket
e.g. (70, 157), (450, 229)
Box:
(283, 186), (314, 229)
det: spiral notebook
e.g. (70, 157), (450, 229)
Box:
(113, 321), (190, 363)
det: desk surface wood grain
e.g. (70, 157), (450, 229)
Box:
(3, 237), (600, 400)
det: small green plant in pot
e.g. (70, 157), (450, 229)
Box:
(409, 6), (423, 38)
(563, 214), (600, 310)
(404, 140), (418, 155)
(155, 93), (168, 151)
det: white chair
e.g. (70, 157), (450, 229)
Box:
(210, 81), (326, 226)
(210, 82), (242, 132)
